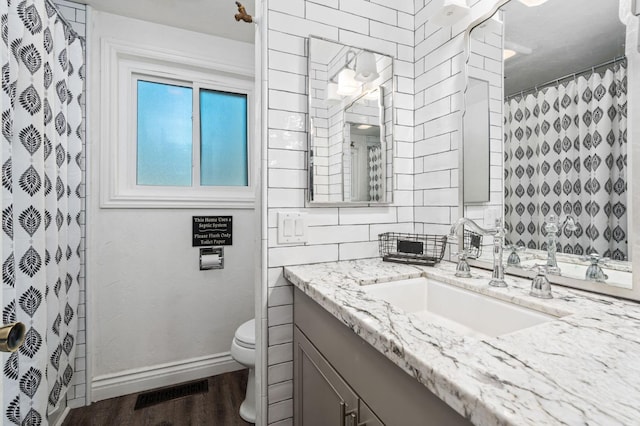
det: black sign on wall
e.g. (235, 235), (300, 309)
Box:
(192, 216), (232, 247)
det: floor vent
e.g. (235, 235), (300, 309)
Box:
(134, 379), (209, 410)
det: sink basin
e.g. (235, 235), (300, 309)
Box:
(362, 277), (561, 338)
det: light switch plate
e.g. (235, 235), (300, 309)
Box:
(278, 212), (308, 244)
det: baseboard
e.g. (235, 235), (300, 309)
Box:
(91, 352), (243, 402)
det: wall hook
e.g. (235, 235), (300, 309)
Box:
(234, 1), (254, 23)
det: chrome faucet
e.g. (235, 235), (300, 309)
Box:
(544, 214), (577, 274)
(449, 217), (507, 287)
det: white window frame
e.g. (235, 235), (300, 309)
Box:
(100, 39), (256, 208)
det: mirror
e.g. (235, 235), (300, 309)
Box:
(308, 36), (393, 204)
(463, 0), (633, 291)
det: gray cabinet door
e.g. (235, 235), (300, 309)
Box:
(358, 399), (384, 426)
(294, 327), (359, 426)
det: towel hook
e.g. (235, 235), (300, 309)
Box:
(234, 1), (253, 23)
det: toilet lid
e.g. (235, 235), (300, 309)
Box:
(235, 319), (255, 348)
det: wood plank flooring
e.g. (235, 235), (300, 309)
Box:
(62, 370), (252, 426)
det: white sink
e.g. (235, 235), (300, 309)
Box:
(362, 277), (561, 338)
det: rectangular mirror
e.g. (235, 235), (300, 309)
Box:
(308, 36), (393, 204)
(464, 77), (490, 203)
(462, 0), (634, 297)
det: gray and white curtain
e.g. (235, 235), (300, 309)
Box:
(504, 60), (627, 260)
(368, 145), (382, 202)
(2, 0), (84, 423)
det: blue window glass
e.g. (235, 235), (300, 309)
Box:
(200, 89), (248, 186)
(137, 80), (193, 186)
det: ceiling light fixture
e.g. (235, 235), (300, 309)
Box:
(354, 52), (379, 82)
(326, 82), (340, 101)
(517, 0), (549, 7)
(504, 41), (533, 59)
(503, 49), (517, 60)
(431, 0), (470, 27)
(337, 68), (360, 96)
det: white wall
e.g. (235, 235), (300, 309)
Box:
(413, 1), (465, 237)
(87, 11), (256, 401)
(262, 1), (415, 424)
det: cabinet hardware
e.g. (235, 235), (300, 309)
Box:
(340, 402), (359, 426)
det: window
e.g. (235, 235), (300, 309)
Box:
(137, 80), (193, 186)
(101, 39), (255, 208)
(135, 80), (249, 188)
(199, 89), (248, 187)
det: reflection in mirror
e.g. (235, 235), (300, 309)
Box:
(464, 0), (632, 290)
(464, 77), (491, 203)
(308, 36), (393, 204)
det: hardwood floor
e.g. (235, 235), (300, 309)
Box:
(62, 370), (253, 426)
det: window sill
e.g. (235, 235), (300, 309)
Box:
(100, 187), (257, 209)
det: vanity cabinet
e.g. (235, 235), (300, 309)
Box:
(295, 327), (383, 426)
(293, 288), (470, 426)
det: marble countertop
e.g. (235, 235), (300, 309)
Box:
(284, 258), (640, 426)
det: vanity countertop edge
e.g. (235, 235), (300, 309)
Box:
(284, 258), (640, 426)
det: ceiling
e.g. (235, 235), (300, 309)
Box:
(75, 0), (625, 95)
(499, 0), (626, 95)
(75, 0), (255, 43)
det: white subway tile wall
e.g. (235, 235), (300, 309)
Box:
(53, 0), (87, 409)
(413, 1), (466, 237)
(265, 0), (415, 422)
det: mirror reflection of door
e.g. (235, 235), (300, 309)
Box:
(347, 123), (382, 202)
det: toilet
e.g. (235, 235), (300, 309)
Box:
(231, 318), (256, 423)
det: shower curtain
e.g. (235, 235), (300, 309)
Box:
(368, 145), (383, 202)
(1, 0), (84, 423)
(504, 60), (627, 260)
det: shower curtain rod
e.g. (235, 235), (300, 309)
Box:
(46, 0), (84, 41)
(506, 55), (626, 100)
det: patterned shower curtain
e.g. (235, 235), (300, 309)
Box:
(1, 0), (84, 423)
(504, 60), (627, 260)
(367, 145), (383, 202)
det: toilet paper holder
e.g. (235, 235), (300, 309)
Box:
(200, 247), (224, 270)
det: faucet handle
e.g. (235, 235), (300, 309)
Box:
(528, 264), (553, 299)
(505, 244), (525, 267)
(452, 250), (472, 278)
(581, 253), (609, 282)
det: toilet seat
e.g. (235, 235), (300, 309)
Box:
(234, 319), (255, 349)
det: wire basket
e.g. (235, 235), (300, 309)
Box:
(463, 229), (483, 259)
(378, 232), (447, 266)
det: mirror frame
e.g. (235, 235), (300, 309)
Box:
(460, 0), (640, 301)
(306, 35), (395, 206)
